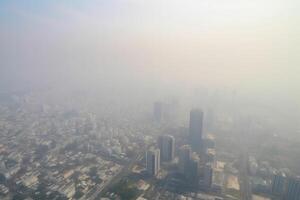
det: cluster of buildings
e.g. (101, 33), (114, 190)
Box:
(246, 155), (300, 200)
(1, 93), (299, 200)
(0, 93), (154, 200)
(146, 109), (217, 192)
(146, 134), (175, 177)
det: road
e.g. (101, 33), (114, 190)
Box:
(95, 152), (144, 199)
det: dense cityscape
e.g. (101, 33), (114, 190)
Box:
(0, 0), (299, 199)
(0, 91), (299, 200)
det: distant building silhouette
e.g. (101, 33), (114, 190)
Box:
(189, 109), (204, 152)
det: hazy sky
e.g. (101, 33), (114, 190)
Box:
(0, 0), (299, 104)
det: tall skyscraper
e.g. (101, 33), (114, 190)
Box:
(189, 109), (204, 152)
(146, 148), (160, 176)
(153, 102), (163, 122)
(285, 176), (300, 200)
(158, 135), (175, 162)
(178, 145), (192, 176)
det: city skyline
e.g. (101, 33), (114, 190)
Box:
(0, 0), (299, 200)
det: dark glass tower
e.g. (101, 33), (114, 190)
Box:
(158, 135), (175, 162)
(189, 109), (204, 152)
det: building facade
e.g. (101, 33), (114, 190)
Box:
(272, 171), (286, 197)
(285, 176), (300, 200)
